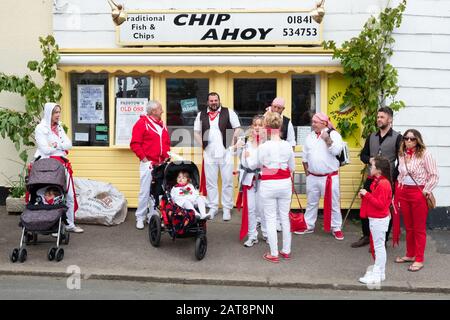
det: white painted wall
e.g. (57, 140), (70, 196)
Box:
(0, 0), (53, 187)
(51, 0), (450, 206)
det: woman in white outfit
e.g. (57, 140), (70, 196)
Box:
(34, 103), (83, 233)
(235, 115), (267, 247)
(258, 112), (295, 263)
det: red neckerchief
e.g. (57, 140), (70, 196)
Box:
(149, 116), (163, 128)
(406, 147), (416, 157)
(315, 131), (321, 139)
(175, 183), (188, 188)
(51, 124), (59, 137)
(207, 110), (220, 121)
(253, 133), (261, 144)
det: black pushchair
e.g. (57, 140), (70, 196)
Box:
(148, 159), (208, 260)
(10, 158), (70, 263)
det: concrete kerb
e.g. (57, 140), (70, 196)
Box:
(1, 269), (450, 295)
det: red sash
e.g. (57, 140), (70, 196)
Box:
(308, 170), (339, 233)
(49, 156), (78, 216)
(236, 185), (251, 241)
(199, 159), (207, 196)
(260, 167), (291, 180)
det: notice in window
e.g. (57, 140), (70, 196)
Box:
(115, 98), (148, 145)
(77, 85), (105, 124)
(297, 126), (312, 145)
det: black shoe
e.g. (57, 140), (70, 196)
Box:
(351, 236), (370, 248)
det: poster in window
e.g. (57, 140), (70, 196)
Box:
(77, 85), (105, 124)
(297, 126), (312, 145)
(115, 98), (148, 145)
(180, 98), (199, 114)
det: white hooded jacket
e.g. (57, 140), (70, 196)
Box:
(34, 103), (72, 159)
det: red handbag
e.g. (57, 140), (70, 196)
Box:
(290, 176), (308, 232)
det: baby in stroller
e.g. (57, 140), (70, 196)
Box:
(35, 186), (64, 206)
(170, 171), (210, 220)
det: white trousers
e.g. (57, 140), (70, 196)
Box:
(260, 179), (292, 256)
(65, 169), (75, 228)
(246, 185), (265, 240)
(136, 161), (155, 222)
(304, 174), (342, 231)
(176, 196), (207, 219)
(369, 216), (391, 274)
(204, 152), (234, 211)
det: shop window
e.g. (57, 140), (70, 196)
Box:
(114, 76), (150, 146)
(291, 75), (320, 145)
(166, 78), (209, 147)
(233, 79), (276, 127)
(70, 73), (109, 146)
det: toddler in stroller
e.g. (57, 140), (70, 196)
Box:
(170, 171), (210, 221)
(148, 160), (208, 260)
(10, 158), (70, 263)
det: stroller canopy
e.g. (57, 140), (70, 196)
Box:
(27, 158), (67, 190)
(164, 161), (200, 190)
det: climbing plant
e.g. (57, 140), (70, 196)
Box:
(0, 35), (61, 197)
(323, 0), (407, 139)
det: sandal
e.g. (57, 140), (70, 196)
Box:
(408, 263), (424, 272)
(263, 253), (280, 263)
(395, 256), (415, 263)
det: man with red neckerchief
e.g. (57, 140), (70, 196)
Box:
(194, 92), (241, 221)
(130, 100), (170, 230)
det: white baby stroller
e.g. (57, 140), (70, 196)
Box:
(10, 158), (70, 263)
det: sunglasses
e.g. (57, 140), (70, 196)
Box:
(403, 137), (417, 142)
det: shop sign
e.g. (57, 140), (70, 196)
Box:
(117, 10), (322, 46)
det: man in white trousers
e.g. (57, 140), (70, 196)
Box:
(299, 112), (345, 240)
(130, 100), (171, 229)
(194, 92), (241, 221)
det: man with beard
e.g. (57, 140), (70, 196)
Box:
(351, 107), (402, 248)
(194, 92), (241, 221)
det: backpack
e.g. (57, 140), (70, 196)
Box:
(327, 129), (350, 167)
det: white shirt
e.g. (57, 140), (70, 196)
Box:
(194, 107), (240, 161)
(286, 120), (296, 147)
(257, 140), (295, 172)
(302, 129), (343, 174)
(238, 141), (260, 186)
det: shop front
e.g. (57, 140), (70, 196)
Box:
(57, 8), (364, 208)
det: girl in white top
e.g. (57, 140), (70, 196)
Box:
(234, 115), (266, 247)
(170, 171), (209, 220)
(257, 112), (295, 263)
(34, 103), (83, 233)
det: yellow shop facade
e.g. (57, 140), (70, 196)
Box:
(56, 8), (364, 209)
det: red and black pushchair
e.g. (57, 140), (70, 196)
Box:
(148, 159), (208, 260)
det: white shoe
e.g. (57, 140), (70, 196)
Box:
(66, 226), (84, 233)
(207, 209), (217, 220)
(276, 222), (282, 232)
(222, 209), (231, 221)
(359, 266), (382, 284)
(293, 229), (314, 235)
(136, 220), (145, 230)
(244, 238), (259, 247)
(365, 265), (385, 281)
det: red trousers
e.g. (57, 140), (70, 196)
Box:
(396, 185), (429, 263)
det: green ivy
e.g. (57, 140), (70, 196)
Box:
(323, 0), (407, 139)
(0, 35), (61, 197)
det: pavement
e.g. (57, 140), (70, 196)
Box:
(1, 206), (450, 294)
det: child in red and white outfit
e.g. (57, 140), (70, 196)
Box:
(358, 156), (393, 284)
(170, 171), (209, 220)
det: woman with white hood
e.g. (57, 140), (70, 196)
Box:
(34, 103), (83, 233)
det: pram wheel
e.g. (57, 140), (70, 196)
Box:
(25, 232), (34, 245)
(55, 248), (64, 262)
(48, 247), (57, 261)
(149, 215), (161, 247)
(10, 248), (19, 263)
(195, 235), (207, 261)
(18, 248), (27, 263)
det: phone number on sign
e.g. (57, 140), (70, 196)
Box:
(283, 27), (318, 37)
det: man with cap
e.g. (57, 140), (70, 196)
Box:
(268, 97), (296, 149)
(194, 92), (241, 221)
(298, 112), (345, 240)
